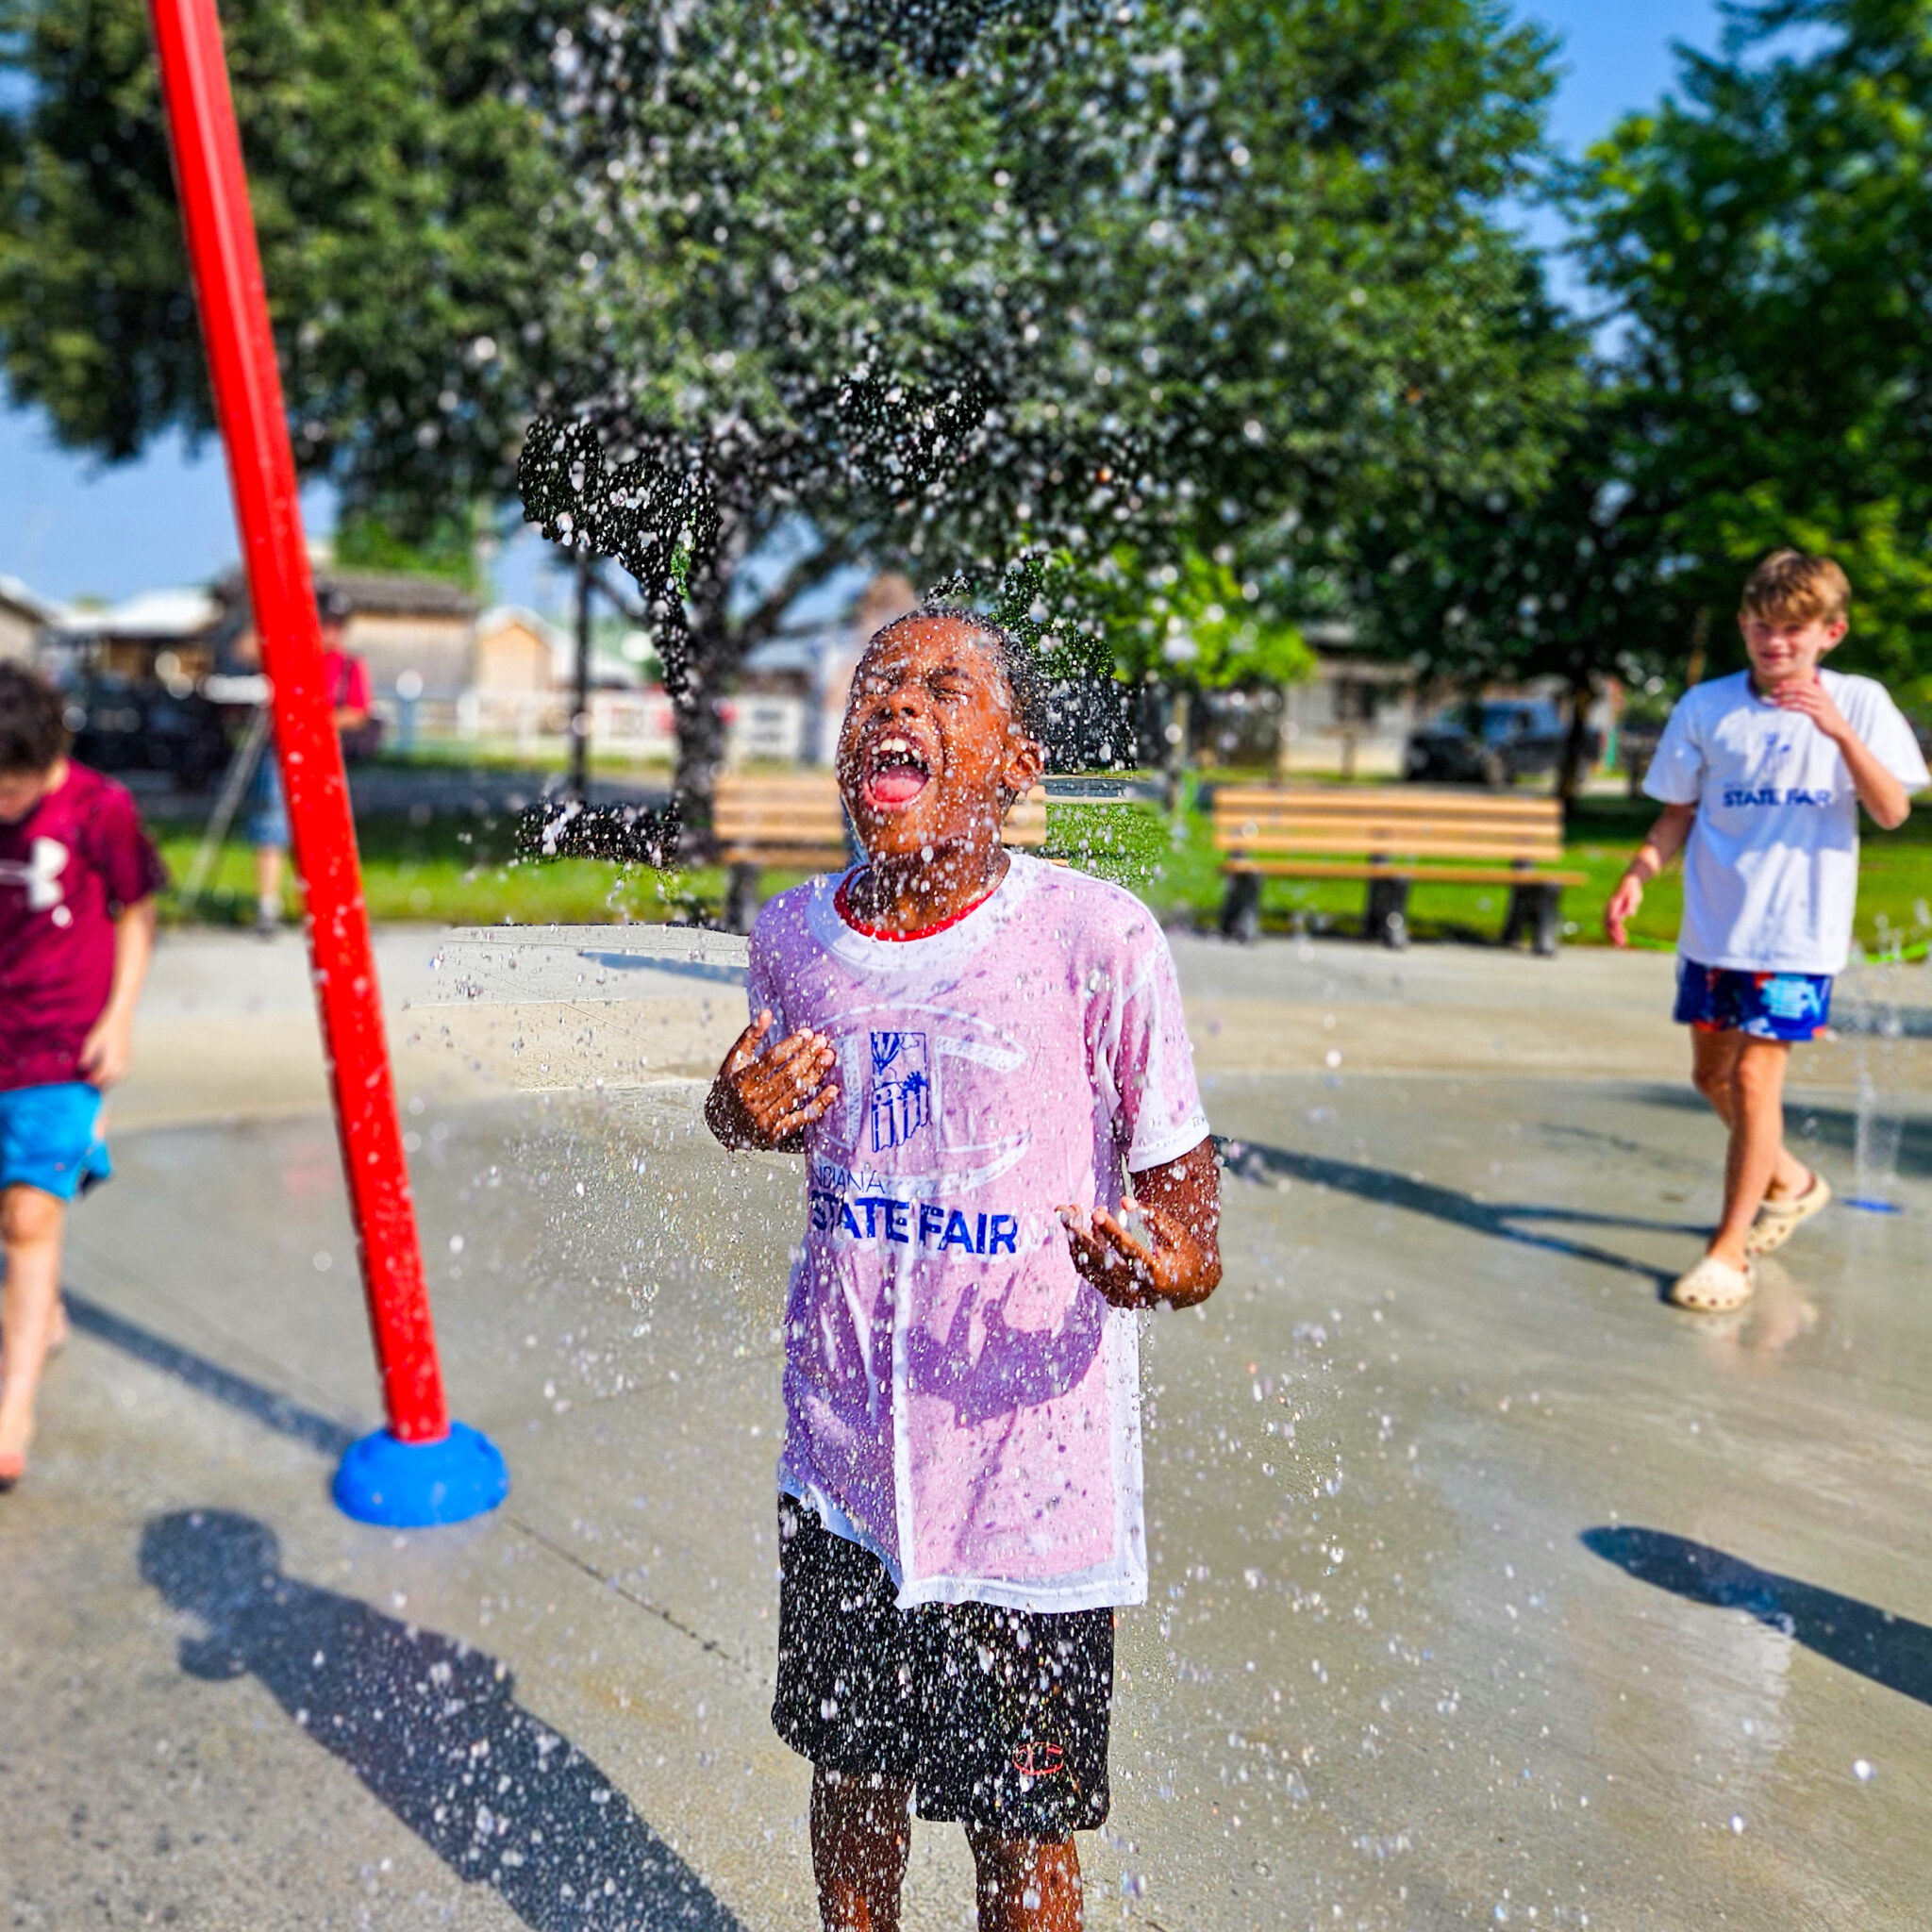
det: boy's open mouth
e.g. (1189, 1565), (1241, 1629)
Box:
(860, 734), (933, 811)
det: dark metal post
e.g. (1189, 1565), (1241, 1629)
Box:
(571, 554), (593, 801)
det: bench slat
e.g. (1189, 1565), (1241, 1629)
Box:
(713, 776), (1047, 857)
(721, 845), (852, 869)
(1215, 835), (1565, 862)
(1212, 806), (1561, 828)
(1212, 810), (1563, 833)
(1224, 859), (1586, 885)
(1215, 786), (1558, 816)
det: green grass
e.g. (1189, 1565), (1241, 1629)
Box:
(155, 809), (736, 930)
(1041, 787), (1932, 955)
(155, 785), (1932, 957)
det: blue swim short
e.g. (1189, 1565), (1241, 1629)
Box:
(1673, 958), (1834, 1042)
(242, 747), (291, 850)
(0, 1081), (111, 1199)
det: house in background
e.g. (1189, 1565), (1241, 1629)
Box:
(217, 568), (480, 700)
(44, 586), (223, 683)
(474, 606), (565, 693)
(0, 575), (59, 664)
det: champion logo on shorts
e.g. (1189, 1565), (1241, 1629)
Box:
(1011, 1741), (1064, 1779)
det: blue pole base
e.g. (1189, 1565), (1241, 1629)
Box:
(332, 1421), (509, 1526)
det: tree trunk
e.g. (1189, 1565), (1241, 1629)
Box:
(569, 555), (593, 802)
(1163, 686), (1191, 815)
(1685, 606), (1710, 689)
(1557, 670), (1596, 802)
(669, 616), (732, 860)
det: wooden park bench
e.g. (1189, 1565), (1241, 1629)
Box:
(715, 772), (1048, 932)
(1212, 785), (1586, 954)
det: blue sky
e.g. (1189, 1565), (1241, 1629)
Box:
(0, 1), (1727, 611)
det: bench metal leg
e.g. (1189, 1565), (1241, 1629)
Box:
(1221, 871), (1262, 944)
(723, 861), (762, 935)
(1365, 876), (1411, 949)
(1504, 882), (1562, 956)
(1501, 884), (1530, 949)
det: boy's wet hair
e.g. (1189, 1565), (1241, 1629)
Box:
(1741, 549), (1850, 627)
(0, 661), (70, 774)
(869, 604), (1049, 743)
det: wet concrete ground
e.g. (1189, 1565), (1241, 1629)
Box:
(4, 930), (1930, 1928)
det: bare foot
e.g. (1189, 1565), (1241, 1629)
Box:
(0, 1403), (33, 1478)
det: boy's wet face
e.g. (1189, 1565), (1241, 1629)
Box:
(1740, 610), (1844, 688)
(837, 617), (1039, 864)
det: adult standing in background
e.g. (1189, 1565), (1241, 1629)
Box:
(245, 588), (374, 935)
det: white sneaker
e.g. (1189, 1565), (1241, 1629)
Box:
(1668, 1254), (1756, 1313)
(1744, 1172), (1831, 1256)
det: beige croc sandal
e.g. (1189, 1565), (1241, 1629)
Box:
(1744, 1171), (1832, 1257)
(1669, 1254), (1756, 1312)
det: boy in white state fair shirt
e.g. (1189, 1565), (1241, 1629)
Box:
(706, 608), (1219, 1932)
(1607, 550), (1928, 1311)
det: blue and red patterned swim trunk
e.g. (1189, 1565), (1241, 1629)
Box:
(1674, 958), (1834, 1041)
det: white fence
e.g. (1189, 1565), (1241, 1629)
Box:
(391, 689), (808, 765)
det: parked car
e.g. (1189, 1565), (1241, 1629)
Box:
(65, 675), (233, 791)
(1403, 699), (1599, 787)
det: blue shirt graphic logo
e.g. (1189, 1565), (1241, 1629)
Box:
(868, 1031), (930, 1151)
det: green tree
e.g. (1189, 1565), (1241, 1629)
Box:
(0, 0), (575, 529)
(519, 0), (1582, 821)
(1568, 0), (1932, 699)
(2, 0), (1580, 821)
(1352, 379), (1690, 795)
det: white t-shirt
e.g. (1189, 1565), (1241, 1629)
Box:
(1643, 668), (1929, 974)
(747, 855), (1210, 1611)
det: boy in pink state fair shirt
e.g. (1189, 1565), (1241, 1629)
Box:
(0, 662), (164, 1490)
(707, 608), (1220, 1932)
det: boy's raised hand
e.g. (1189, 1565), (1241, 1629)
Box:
(1058, 1199), (1187, 1309)
(1769, 674), (1853, 741)
(705, 1010), (840, 1151)
(1058, 1139), (1221, 1310)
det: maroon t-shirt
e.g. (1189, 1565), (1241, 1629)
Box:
(0, 762), (167, 1093)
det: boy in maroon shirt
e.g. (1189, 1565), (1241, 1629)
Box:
(0, 662), (165, 1489)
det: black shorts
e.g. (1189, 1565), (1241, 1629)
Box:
(771, 1496), (1115, 1838)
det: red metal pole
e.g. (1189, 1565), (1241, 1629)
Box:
(147, 0), (448, 1444)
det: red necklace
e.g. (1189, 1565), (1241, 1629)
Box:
(835, 865), (1002, 941)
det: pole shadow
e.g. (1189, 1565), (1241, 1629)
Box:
(1220, 1137), (1690, 1291)
(141, 1509), (744, 1931)
(1582, 1525), (1932, 1707)
(66, 1291), (358, 1457)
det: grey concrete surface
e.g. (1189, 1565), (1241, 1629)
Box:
(6, 927), (1932, 1928)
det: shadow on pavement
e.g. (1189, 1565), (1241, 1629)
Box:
(141, 1510), (744, 1931)
(1642, 1087), (1932, 1178)
(66, 1291), (358, 1457)
(1221, 1138), (1687, 1291)
(1583, 1526), (1932, 1707)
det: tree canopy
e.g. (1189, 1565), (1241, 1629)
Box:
(1567, 0), (1932, 696)
(517, 0), (1580, 808)
(0, 0), (573, 526)
(1, 0), (1584, 808)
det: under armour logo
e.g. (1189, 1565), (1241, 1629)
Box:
(0, 837), (67, 911)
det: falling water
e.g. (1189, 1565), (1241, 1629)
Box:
(1843, 924), (1910, 1214)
